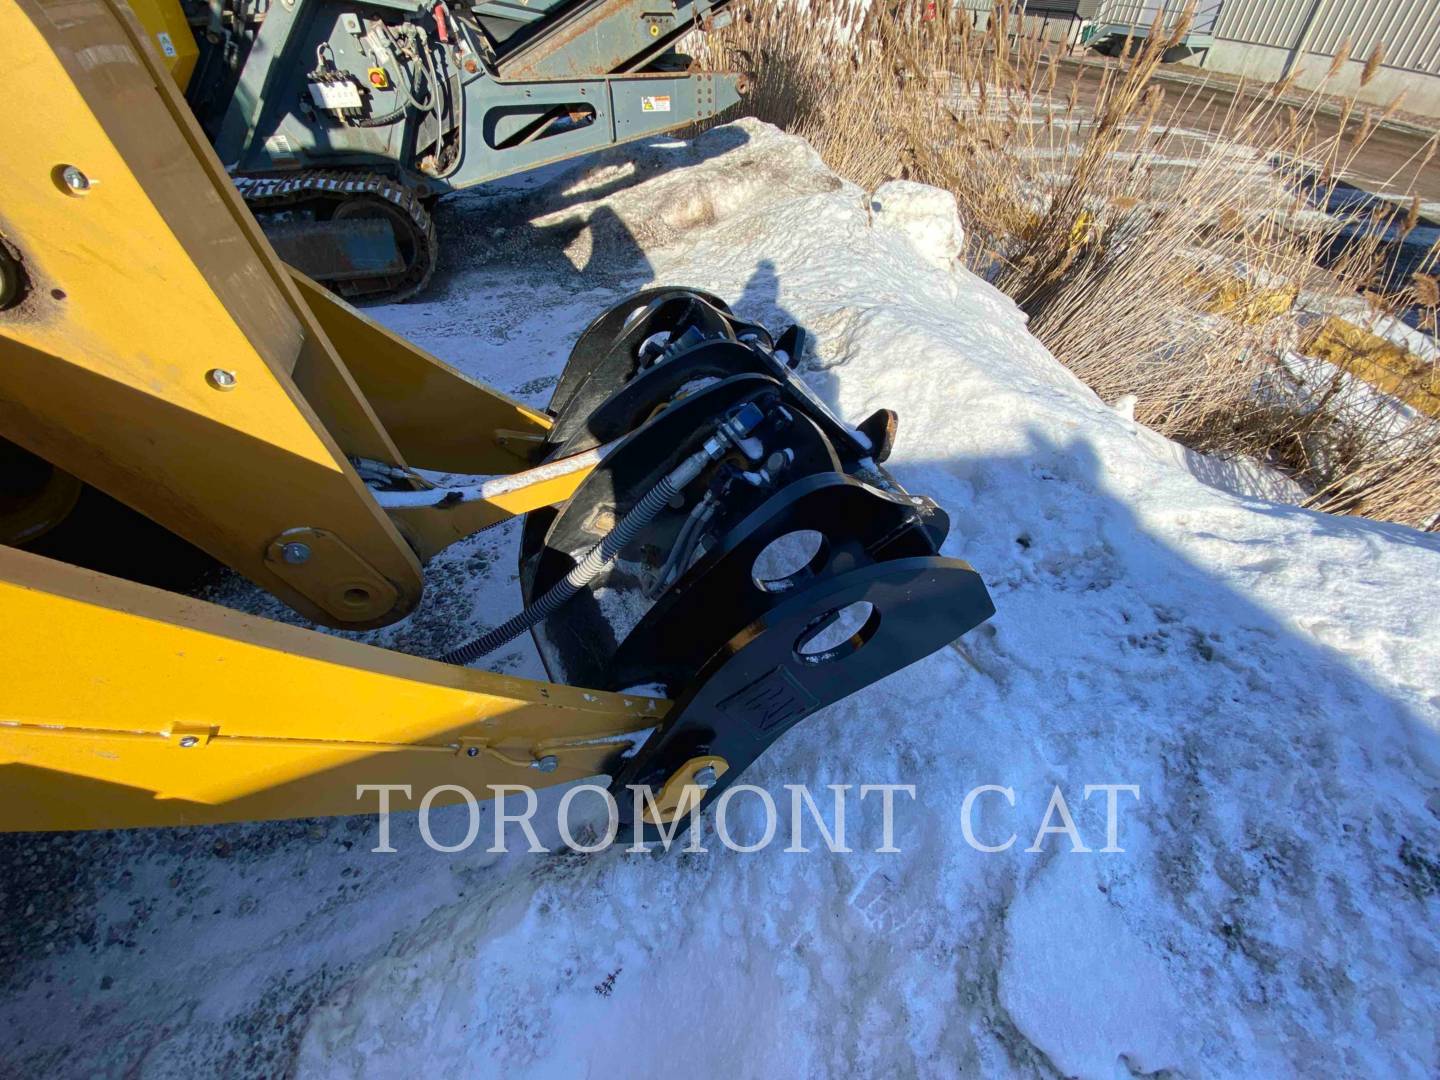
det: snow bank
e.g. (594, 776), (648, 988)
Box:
(5, 119), (1439, 1078)
(301, 119), (1440, 1076)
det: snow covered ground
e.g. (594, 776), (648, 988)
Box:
(4, 119), (1440, 1077)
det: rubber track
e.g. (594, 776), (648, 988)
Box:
(235, 170), (437, 302)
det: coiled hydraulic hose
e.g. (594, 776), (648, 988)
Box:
(438, 404), (764, 666)
(355, 105), (408, 128)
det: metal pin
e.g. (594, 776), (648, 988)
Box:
(60, 166), (92, 194)
(281, 541), (311, 565)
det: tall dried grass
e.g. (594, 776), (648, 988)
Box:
(695, 1), (1440, 529)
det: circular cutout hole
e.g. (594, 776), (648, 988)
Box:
(0, 243), (28, 311)
(795, 601), (879, 664)
(752, 530), (826, 593)
(342, 587), (372, 607)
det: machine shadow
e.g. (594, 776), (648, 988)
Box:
(424, 124), (751, 300)
(830, 421), (1440, 1025)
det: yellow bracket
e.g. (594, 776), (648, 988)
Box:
(294, 274), (552, 475)
(641, 755), (729, 825)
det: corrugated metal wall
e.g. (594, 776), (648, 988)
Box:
(1093, 0), (1440, 74)
(1213, 0), (1312, 47)
(1002, 0), (1440, 75)
(1092, 0), (1222, 35)
(1304, 0), (1440, 74)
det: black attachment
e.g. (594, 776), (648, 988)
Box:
(515, 288), (994, 836)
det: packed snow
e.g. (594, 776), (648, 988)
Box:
(3, 119), (1440, 1077)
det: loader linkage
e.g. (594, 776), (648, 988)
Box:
(0, 0), (993, 834)
(514, 290), (995, 828)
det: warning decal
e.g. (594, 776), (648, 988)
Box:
(641, 95), (672, 113)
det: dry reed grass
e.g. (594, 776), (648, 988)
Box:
(694, 0), (1440, 529)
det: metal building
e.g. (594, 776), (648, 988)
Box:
(1085, 0), (1440, 116)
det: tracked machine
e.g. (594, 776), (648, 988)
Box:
(144, 0), (745, 299)
(0, 0), (993, 836)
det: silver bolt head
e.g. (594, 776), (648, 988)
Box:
(178, 735), (199, 748)
(206, 368), (238, 391)
(61, 166), (91, 193)
(531, 754), (559, 773)
(692, 765), (718, 790)
(466, 746), (480, 758)
(281, 541), (312, 565)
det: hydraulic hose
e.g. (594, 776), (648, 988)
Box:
(647, 489), (717, 598)
(355, 105), (408, 128)
(439, 449), (711, 665)
(385, 25), (434, 110)
(437, 403), (763, 666)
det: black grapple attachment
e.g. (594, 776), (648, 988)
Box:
(518, 288), (994, 830)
